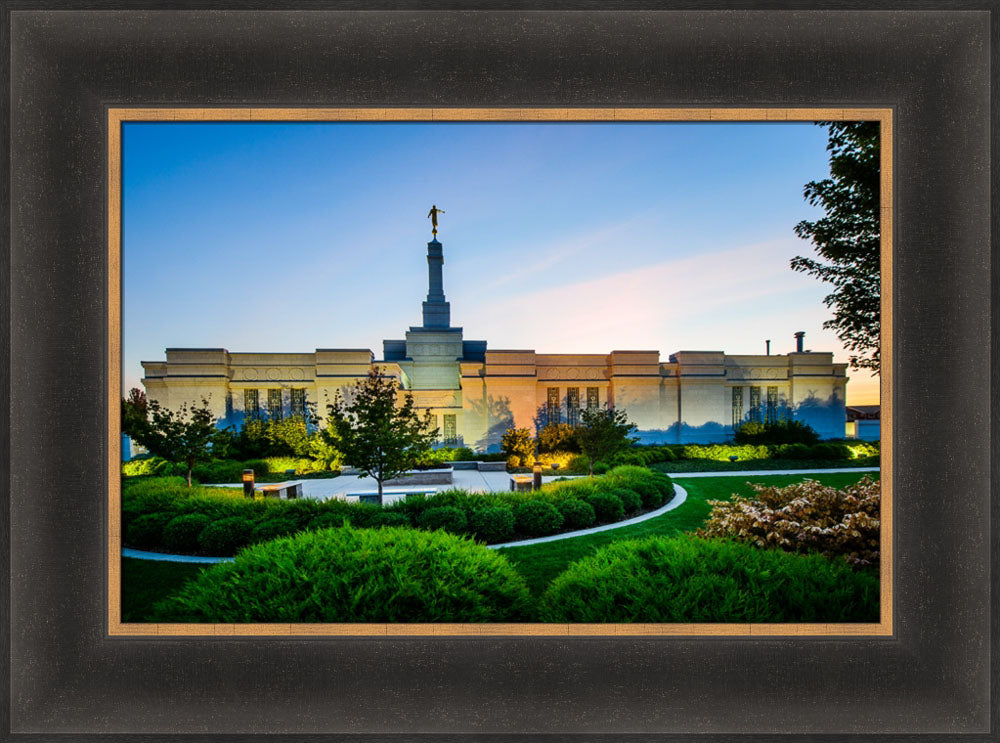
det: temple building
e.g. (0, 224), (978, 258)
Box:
(141, 232), (849, 450)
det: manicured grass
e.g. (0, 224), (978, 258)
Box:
(121, 557), (206, 622)
(498, 471), (879, 598)
(652, 457), (879, 473)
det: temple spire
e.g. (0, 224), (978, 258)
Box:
(421, 236), (450, 328)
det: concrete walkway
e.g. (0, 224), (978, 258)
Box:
(214, 470), (581, 501)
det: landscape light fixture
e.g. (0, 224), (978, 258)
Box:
(533, 463), (543, 491)
(242, 469), (255, 498)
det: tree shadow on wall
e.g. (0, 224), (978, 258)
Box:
(466, 394), (514, 453)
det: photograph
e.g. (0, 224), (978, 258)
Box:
(116, 113), (884, 629)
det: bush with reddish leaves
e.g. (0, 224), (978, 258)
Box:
(697, 476), (880, 568)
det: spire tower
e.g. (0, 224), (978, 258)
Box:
(422, 238), (450, 328)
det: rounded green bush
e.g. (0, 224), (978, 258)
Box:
(198, 517), (255, 555)
(369, 511), (413, 529)
(591, 461), (610, 475)
(585, 492), (624, 524)
(418, 506), (468, 534)
(124, 512), (174, 549)
(556, 498), (596, 530)
(779, 443), (811, 460)
(514, 500), (564, 537)
(810, 443), (851, 460)
(539, 536), (879, 623)
(162, 513), (213, 554)
(151, 526), (532, 623)
(468, 506), (515, 543)
(308, 511), (349, 531)
(252, 516), (301, 544)
(614, 488), (642, 515)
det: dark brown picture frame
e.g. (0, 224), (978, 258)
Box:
(4, 3), (995, 739)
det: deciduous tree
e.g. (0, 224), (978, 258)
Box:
(323, 367), (437, 505)
(792, 121), (881, 373)
(577, 406), (637, 477)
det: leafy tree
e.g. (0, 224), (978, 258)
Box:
(500, 427), (535, 466)
(130, 398), (219, 487)
(121, 387), (148, 440)
(323, 367), (438, 505)
(536, 422), (581, 453)
(577, 406), (638, 477)
(792, 121), (881, 373)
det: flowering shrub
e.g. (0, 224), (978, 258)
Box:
(697, 476), (880, 568)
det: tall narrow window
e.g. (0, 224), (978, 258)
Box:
(443, 414), (457, 445)
(566, 388), (580, 426)
(290, 388), (306, 418)
(586, 387), (599, 410)
(731, 387), (744, 429)
(749, 386), (762, 422)
(244, 389), (259, 420)
(429, 414), (440, 440)
(546, 387), (560, 424)
(268, 388), (283, 420)
(766, 386), (779, 423)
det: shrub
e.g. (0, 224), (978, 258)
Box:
(368, 511), (413, 529)
(192, 459), (246, 484)
(514, 500), (564, 537)
(697, 476), (881, 568)
(500, 427), (535, 463)
(252, 517), (302, 544)
(536, 451), (578, 470)
(469, 506), (515, 543)
(418, 506), (468, 535)
(584, 492), (624, 524)
(605, 465), (671, 509)
(162, 514), (213, 553)
(506, 455), (521, 469)
(308, 511), (349, 531)
(538, 536), (878, 623)
(122, 456), (181, 478)
(151, 526), (532, 623)
(679, 444), (771, 462)
(775, 443), (811, 460)
(536, 423), (581, 453)
(556, 498), (596, 530)
(124, 512), (174, 549)
(592, 461), (610, 475)
(809, 442), (851, 460)
(198, 517), (255, 555)
(734, 420), (820, 446)
(614, 488), (642, 515)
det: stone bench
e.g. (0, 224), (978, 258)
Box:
(258, 481), (303, 499)
(384, 468), (453, 486)
(478, 461), (508, 472)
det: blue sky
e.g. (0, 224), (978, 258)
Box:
(122, 121), (879, 404)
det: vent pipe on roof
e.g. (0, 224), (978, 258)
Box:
(794, 331), (805, 353)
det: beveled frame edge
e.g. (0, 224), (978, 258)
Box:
(106, 106), (893, 638)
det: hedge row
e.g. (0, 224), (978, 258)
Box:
(148, 527), (877, 623)
(122, 456), (325, 482)
(122, 466), (675, 556)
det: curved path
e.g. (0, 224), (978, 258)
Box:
(121, 484), (689, 563)
(487, 484), (688, 549)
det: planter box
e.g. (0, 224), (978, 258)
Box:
(384, 467), (453, 486)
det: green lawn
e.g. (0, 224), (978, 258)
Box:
(498, 471), (879, 598)
(121, 470), (879, 620)
(121, 558), (206, 622)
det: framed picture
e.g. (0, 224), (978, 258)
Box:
(109, 107), (889, 638)
(5, 4), (993, 739)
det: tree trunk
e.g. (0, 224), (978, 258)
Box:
(377, 479), (383, 507)
(588, 456), (594, 477)
(186, 463), (193, 487)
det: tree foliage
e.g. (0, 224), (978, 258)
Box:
(121, 387), (148, 439)
(128, 398), (219, 487)
(500, 427), (535, 466)
(323, 367), (437, 504)
(792, 121), (881, 373)
(536, 422), (581, 453)
(576, 406), (638, 477)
